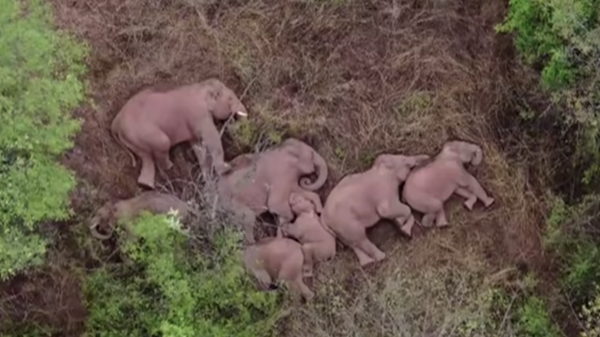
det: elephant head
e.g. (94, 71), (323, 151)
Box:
(281, 138), (328, 191)
(440, 140), (482, 166)
(373, 154), (430, 181)
(89, 201), (116, 240)
(204, 78), (249, 120)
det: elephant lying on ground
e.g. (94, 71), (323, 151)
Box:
(89, 191), (196, 240)
(280, 192), (336, 277)
(199, 138), (328, 244)
(243, 235), (314, 300)
(402, 140), (494, 228)
(321, 153), (430, 267)
(111, 78), (248, 189)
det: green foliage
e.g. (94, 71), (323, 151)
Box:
(496, 0), (598, 90)
(497, 0), (600, 184)
(580, 285), (600, 337)
(516, 296), (561, 337)
(0, 0), (87, 279)
(84, 213), (279, 337)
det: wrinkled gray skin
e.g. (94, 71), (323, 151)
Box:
(89, 191), (196, 240)
(321, 154), (430, 267)
(199, 138), (328, 244)
(111, 78), (248, 189)
(280, 192), (336, 277)
(243, 235), (314, 300)
(402, 140), (494, 228)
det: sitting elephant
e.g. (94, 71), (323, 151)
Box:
(89, 191), (196, 240)
(321, 153), (430, 267)
(243, 235), (314, 300)
(279, 192), (336, 277)
(402, 140), (494, 228)
(200, 138), (328, 244)
(111, 78), (248, 189)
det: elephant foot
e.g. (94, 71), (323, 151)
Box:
(353, 248), (375, 266)
(436, 221), (449, 228)
(137, 176), (155, 190)
(464, 197), (477, 211)
(162, 160), (174, 171)
(484, 197), (495, 208)
(215, 162), (232, 176)
(303, 289), (315, 301)
(400, 223), (413, 238)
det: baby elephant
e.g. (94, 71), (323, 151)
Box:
(280, 192), (336, 277)
(402, 140), (495, 228)
(89, 191), (196, 240)
(243, 236), (314, 300)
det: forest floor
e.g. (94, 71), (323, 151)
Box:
(7, 0), (574, 335)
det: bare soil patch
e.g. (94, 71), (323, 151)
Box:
(11, 0), (564, 335)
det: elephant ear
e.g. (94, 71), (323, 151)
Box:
(373, 154), (395, 171)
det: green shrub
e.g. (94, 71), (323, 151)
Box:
(84, 213), (279, 337)
(580, 285), (600, 337)
(0, 0), (87, 279)
(516, 296), (561, 337)
(497, 0), (600, 184)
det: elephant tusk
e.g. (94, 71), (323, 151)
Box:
(236, 111), (248, 117)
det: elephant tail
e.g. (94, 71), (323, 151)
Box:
(110, 118), (137, 167)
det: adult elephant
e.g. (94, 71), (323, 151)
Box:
(321, 153), (429, 267)
(200, 138), (328, 244)
(111, 78), (248, 189)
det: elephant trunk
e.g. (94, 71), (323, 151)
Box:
(470, 144), (483, 166)
(89, 217), (113, 240)
(299, 150), (328, 191)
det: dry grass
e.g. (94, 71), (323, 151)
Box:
(36, 0), (561, 335)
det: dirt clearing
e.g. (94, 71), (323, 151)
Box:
(45, 0), (560, 335)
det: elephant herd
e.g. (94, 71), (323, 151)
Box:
(89, 78), (495, 300)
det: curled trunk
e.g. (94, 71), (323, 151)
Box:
(299, 150), (328, 191)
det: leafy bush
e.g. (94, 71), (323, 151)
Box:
(0, 0), (87, 279)
(497, 0), (600, 184)
(516, 296), (561, 337)
(84, 212), (279, 337)
(580, 286), (600, 337)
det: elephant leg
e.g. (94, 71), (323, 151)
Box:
(138, 153), (157, 189)
(462, 172), (494, 208)
(154, 150), (173, 171)
(435, 210), (449, 227)
(196, 123), (231, 175)
(351, 245), (375, 266)
(300, 243), (315, 277)
(254, 268), (273, 291)
(290, 277), (315, 301)
(377, 199), (414, 237)
(455, 187), (477, 211)
(422, 213), (436, 227)
(355, 237), (386, 266)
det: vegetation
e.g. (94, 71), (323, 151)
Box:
(84, 213), (279, 337)
(498, 0), (600, 336)
(0, 0), (86, 280)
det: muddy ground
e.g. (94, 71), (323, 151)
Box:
(1, 0), (575, 335)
